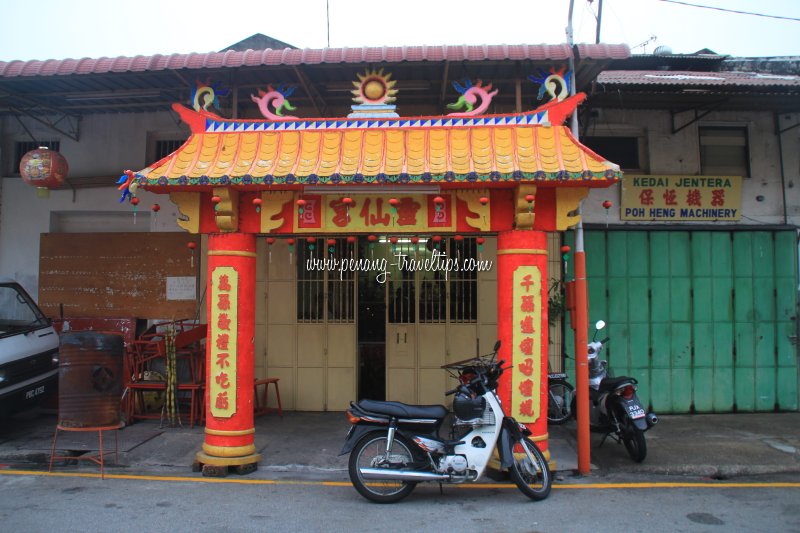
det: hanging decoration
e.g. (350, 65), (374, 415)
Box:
(306, 236), (316, 254)
(253, 197), (263, 213)
(389, 236), (398, 254)
(342, 197), (354, 223)
(287, 237), (296, 264)
(130, 196), (140, 224)
(446, 79), (499, 117)
(528, 66), (571, 103)
(432, 235), (442, 250)
(368, 234), (377, 258)
(388, 198), (399, 224)
(410, 236), (420, 259)
(266, 237), (275, 263)
(20, 146), (69, 192)
(479, 196), (489, 206)
(433, 196), (445, 212)
(560, 245), (571, 272)
(327, 238), (336, 255)
(477, 237), (486, 259)
(454, 234), (464, 260)
(251, 84), (298, 121)
(602, 200), (613, 228)
(347, 235), (356, 259)
(211, 195), (222, 212)
(151, 203), (160, 223)
(187, 241), (197, 267)
(117, 169), (137, 203)
(525, 193), (535, 214)
(297, 198), (307, 215)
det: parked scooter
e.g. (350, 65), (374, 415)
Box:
(340, 341), (551, 503)
(572, 320), (658, 462)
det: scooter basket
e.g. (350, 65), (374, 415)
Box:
(453, 393), (485, 420)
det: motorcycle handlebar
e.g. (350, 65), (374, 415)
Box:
(600, 337), (610, 344)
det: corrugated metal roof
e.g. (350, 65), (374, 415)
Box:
(0, 44), (614, 78)
(597, 70), (800, 87)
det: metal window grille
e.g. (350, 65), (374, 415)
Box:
(388, 241), (416, 324)
(154, 139), (185, 161)
(296, 238), (354, 323)
(13, 141), (59, 175)
(448, 237), (478, 323)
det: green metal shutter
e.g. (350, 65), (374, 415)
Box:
(564, 229), (798, 413)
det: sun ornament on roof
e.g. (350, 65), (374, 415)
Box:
(191, 79), (230, 112)
(446, 79), (499, 117)
(348, 69), (399, 118)
(251, 84), (298, 121)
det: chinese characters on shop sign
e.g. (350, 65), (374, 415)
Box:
(210, 267), (238, 418)
(621, 175), (741, 221)
(512, 266), (542, 423)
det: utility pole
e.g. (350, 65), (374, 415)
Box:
(595, 0), (604, 44)
(567, 0), (592, 476)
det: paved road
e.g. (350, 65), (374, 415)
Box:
(1, 470), (798, 532)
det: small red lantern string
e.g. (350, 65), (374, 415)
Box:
(287, 238), (296, 264)
(342, 197), (354, 223)
(477, 236), (486, 259)
(388, 198), (399, 223)
(130, 196), (140, 224)
(368, 234), (377, 258)
(296, 198), (307, 215)
(266, 236), (275, 263)
(150, 203), (159, 224)
(389, 235), (398, 253)
(433, 196), (445, 213)
(560, 245), (571, 271)
(479, 196), (489, 205)
(347, 235), (356, 259)
(187, 241), (196, 267)
(454, 234), (464, 260)
(602, 200), (612, 227)
(211, 195), (221, 213)
(432, 235), (442, 250)
(253, 197), (263, 213)
(410, 236), (420, 258)
(524, 193), (535, 214)
(327, 238), (337, 255)
(306, 236), (316, 254)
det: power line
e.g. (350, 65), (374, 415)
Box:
(656, 0), (800, 22)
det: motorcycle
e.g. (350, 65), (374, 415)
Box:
(340, 341), (552, 503)
(547, 369), (574, 425)
(573, 320), (658, 462)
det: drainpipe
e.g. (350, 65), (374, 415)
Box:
(567, 0), (592, 476)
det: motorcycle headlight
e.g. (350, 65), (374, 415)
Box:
(52, 352), (59, 365)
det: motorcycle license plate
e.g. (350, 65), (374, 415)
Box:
(626, 403), (646, 419)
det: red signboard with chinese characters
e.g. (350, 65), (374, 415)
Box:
(621, 175), (742, 221)
(511, 265), (542, 424)
(210, 266), (238, 418)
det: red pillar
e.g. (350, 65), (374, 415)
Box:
(496, 230), (550, 460)
(195, 232), (261, 471)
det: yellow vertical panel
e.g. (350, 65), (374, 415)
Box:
(297, 324), (326, 367)
(515, 128), (538, 173)
(264, 366), (295, 410)
(418, 325), (446, 368)
(387, 368), (416, 403)
(327, 324), (356, 367)
(536, 127), (560, 173)
(254, 133), (281, 177)
(209, 134), (240, 177)
(428, 129), (448, 174)
(231, 133), (260, 176)
(471, 128), (494, 174)
(267, 324), (295, 367)
(340, 130), (363, 175)
(273, 131), (300, 176)
(267, 241), (296, 281)
(384, 130), (406, 175)
(362, 131), (385, 175)
(479, 325), (500, 353)
(295, 132), (322, 176)
(267, 281), (295, 323)
(449, 129), (471, 174)
(478, 281), (498, 327)
(419, 368), (447, 405)
(296, 367), (325, 410)
(405, 130), (427, 174)
(318, 132), (343, 177)
(387, 324), (415, 369)
(493, 128), (516, 174)
(448, 324), (478, 361)
(327, 367), (355, 410)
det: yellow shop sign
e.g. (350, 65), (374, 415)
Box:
(620, 175), (742, 221)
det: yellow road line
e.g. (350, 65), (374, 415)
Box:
(1, 469), (798, 489)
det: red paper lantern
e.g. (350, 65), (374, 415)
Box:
(477, 237), (486, 245)
(560, 245), (571, 254)
(368, 235), (377, 242)
(433, 196), (444, 205)
(151, 204), (161, 212)
(524, 194), (535, 203)
(296, 198), (307, 207)
(347, 236), (356, 244)
(478, 196), (489, 205)
(253, 197), (263, 207)
(19, 147), (68, 189)
(389, 236), (398, 244)
(432, 235), (442, 243)
(454, 234), (464, 242)
(602, 200), (613, 209)
(187, 242), (197, 250)
(342, 197), (354, 206)
(306, 236), (316, 244)
(211, 195), (221, 204)
(130, 197), (140, 206)
(410, 236), (419, 244)
(388, 198), (399, 207)
(266, 237), (276, 245)
(327, 238), (336, 246)
(286, 238), (296, 245)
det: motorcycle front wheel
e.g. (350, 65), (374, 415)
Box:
(621, 418), (647, 463)
(348, 433), (417, 503)
(509, 436), (552, 501)
(547, 381), (574, 425)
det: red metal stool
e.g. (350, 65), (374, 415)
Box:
(254, 378), (283, 417)
(49, 422), (123, 479)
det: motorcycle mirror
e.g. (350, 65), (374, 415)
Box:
(595, 320), (606, 330)
(493, 340), (501, 352)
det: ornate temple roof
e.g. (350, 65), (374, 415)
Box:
(134, 95), (619, 191)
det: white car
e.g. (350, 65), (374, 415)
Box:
(0, 279), (59, 416)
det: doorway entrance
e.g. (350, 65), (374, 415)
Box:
(357, 237), (387, 400)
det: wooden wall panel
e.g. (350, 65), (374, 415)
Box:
(39, 232), (200, 319)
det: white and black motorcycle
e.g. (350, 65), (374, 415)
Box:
(340, 341), (551, 503)
(573, 320), (658, 462)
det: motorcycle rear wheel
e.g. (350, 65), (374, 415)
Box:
(621, 418), (647, 463)
(348, 433), (417, 503)
(547, 381), (574, 425)
(509, 436), (552, 501)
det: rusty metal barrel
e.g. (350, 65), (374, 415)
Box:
(58, 331), (124, 428)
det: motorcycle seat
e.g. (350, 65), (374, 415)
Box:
(599, 376), (637, 392)
(357, 399), (449, 421)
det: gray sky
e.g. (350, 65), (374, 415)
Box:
(0, 0), (798, 62)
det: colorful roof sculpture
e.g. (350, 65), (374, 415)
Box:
(134, 94), (619, 191)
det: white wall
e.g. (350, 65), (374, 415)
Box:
(581, 109), (800, 227)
